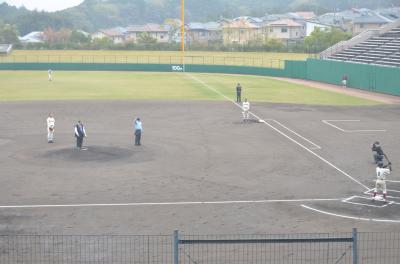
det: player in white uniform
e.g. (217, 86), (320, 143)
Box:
(372, 161), (392, 202)
(242, 98), (250, 122)
(48, 69), (53, 81)
(46, 113), (55, 143)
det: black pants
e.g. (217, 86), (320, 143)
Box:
(135, 130), (142, 145)
(237, 93), (241, 102)
(76, 136), (84, 148)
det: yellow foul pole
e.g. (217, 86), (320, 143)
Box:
(181, 0), (185, 70)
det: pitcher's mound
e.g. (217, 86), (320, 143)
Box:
(41, 145), (134, 162)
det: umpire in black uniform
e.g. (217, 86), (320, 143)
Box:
(236, 83), (242, 102)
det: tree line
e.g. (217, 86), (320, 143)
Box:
(0, 20), (351, 54)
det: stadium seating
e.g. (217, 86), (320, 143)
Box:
(0, 44), (13, 56)
(327, 26), (400, 67)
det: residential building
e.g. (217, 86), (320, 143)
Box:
(289, 12), (316, 20)
(126, 24), (169, 43)
(19, 31), (44, 43)
(222, 18), (260, 45)
(266, 19), (305, 40)
(91, 27), (126, 44)
(0, 44), (12, 55)
(352, 14), (391, 35)
(187, 22), (222, 44)
(305, 21), (332, 36)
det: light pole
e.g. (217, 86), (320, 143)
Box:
(181, 0), (185, 71)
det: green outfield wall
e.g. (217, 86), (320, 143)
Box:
(0, 62), (286, 77)
(285, 59), (400, 96)
(1, 60), (399, 96)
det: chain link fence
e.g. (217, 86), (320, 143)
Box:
(0, 55), (285, 68)
(0, 229), (399, 263)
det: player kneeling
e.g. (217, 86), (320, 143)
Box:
(372, 161), (392, 202)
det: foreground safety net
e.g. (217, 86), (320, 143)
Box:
(0, 230), (399, 263)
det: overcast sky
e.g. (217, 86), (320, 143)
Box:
(0, 0), (84, 12)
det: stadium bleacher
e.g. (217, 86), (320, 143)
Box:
(326, 24), (400, 67)
(0, 44), (13, 56)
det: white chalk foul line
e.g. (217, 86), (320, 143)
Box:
(0, 198), (342, 209)
(272, 120), (321, 150)
(322, 120), (387, 133)
(187, 74), (369, 191)
(301, 204), (400, 223)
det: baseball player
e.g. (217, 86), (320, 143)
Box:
(236, 83), (242, 103)
(134, 117), (142, 146)
(242, 98), (250, 122)
(48, 69), (53, 81)
(46, 113), (55, 143)
(372, 141), (385, 164)
(74, 120), (87, 150)
(372, 161), (392, 202)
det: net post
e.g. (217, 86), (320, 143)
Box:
(173, 230), (179, 264)
(352, 228), (358, 264)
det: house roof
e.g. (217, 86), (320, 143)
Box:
(267, 19), (303, 27)
(305, 20), (333, 27)
(0, 44), (12, 53)
(233, 16), (263, 23)
(223, 19), (259, 29)
(290, 12), (316, 20)
(353, 14), (391, 24)
(188, 22), (221, 31)
(99, 27), (127, 37)
(127, 24), (168, 33)
(378, 7), (400, 20)
(19, 31), (44, 43)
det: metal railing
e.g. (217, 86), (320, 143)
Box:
(0, 54), (286, 68)
(175, 229), (357, 264)
(1, 229), (400, 263)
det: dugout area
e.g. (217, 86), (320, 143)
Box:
(0, 98), (399, 235)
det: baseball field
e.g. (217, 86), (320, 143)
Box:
(0, 66), (400, 262)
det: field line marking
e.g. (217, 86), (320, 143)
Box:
(272, 120), (321, 150)
(0, 198), (343, 209)
(342, 196), (392, 208)
(322, 120), (386, 133)
(301, 204), (400, 223)
(322, 120), (346, 132)
(186, 74), (369, 191)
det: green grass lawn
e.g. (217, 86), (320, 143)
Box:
(1, 50), (311, 68)
(0, 71), (379, 105)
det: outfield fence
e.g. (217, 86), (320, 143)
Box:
(1, 229), (400, 263)
(0, 55), (286, 68)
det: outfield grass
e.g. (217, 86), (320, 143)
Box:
(0, 71), (379, 105)
(1, 50), (311, 68)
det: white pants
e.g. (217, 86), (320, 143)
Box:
(48, 74), (52, 81)
(48, 129), (54, 141)
(375, 179), (387, 194)
(242, 110), (249, 120)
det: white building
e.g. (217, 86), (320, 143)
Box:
(305, 21), (332, 36)
(19, 31), (44, 43)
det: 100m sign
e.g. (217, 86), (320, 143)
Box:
(171, 65), (183, 71)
